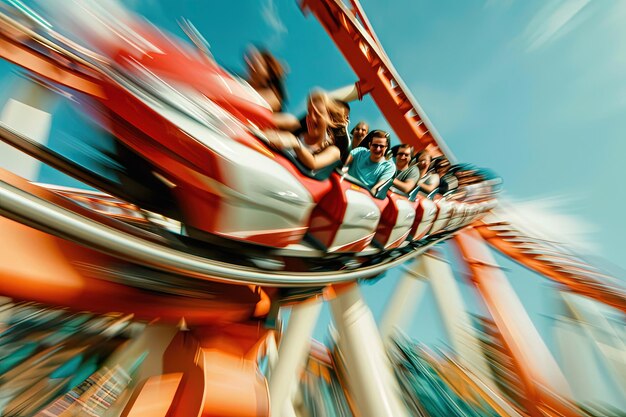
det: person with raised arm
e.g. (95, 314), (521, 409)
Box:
(265, 91), (343, 170)
(350, 121), (369, 149)
(243, 46), (287, 112)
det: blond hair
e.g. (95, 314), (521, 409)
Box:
(308, 90), (344, 130)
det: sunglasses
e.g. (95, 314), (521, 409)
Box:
(370, 144), (387, 149)
(397, 152), (411, 157)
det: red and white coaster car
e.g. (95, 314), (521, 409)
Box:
(409, 197), (438, 241)
(429, 199), (455, 235)
(308, 175), (384, 253)
(374, 193), (417, 250)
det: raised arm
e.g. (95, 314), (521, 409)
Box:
(264, 130), (340, 170)
(293, 143), (340, 170)
(271, 112), (301, 131)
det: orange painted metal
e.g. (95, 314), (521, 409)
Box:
(122, 373), (184, 417)
(475, 220), (626, 313)
(0, 170), (262, 325)
(453, 229), (583, 417)
(0, 34), (105, 98)
(162, 323), (270, 417)
(0, 216), (261, 325)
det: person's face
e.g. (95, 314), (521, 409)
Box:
(417, 154), (431, 171)
(353, 122), (368, 141)
(369, 136), (388, 159)
(306, 96), (329, 137)
(396, 148), (412, 167)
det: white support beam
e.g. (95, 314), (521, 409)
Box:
(268, 298), (323, 417)
(330, 283), (407, 417)
(0, 80), (56, 180)
(555, 317), (625, 409)
(379, 259), (427, 341)
(561, 292), (626, 393)
(423, 252), (501, 393)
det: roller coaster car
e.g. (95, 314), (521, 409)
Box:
(0, 7), (497, 260)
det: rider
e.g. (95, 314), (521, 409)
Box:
(350, 121), (369, 149)
(391, 144), (420, 194)
(415, 151), (440, 197)
(344, 130), (395, 194)
(244, 46), (287, 112)
(266, 91), (343, 170)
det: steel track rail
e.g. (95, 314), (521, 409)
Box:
(0, 178), (446, 288)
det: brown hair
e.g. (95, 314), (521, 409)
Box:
(397, 143), (413, 156)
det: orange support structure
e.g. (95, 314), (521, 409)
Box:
(0, 35), (105, 98)
(453, 229), (584, 417)
(300, 0), (454, 159)
(475, 219), (626, 314)
(161, 323), (270, 417)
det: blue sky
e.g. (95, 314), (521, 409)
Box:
(1, 0), (624, 371)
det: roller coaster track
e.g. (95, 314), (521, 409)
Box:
(475, 215), (626, 313)
(0, 170), (454, 288)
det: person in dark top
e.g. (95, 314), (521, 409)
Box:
(433, 157), (458, 196)
(331, 100), (351, 163)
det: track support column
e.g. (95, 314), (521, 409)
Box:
(379, 258), (427, 341)
(268, 297), (323, 417)
(329, 282), (407, 417)
(454, 229), (581, 417)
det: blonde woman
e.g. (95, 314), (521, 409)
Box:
(267, 91), (345, 170)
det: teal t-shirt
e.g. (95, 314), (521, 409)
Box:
(347, 147), (395, 189)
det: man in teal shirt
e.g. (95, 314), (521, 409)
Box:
(344, 130), (395, 194)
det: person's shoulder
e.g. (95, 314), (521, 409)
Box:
(350, 147), (367, 157)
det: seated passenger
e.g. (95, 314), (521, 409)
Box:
(244, 46), (287, 112)
(265, 91), (341, 170)
(433, 157), (458, 196)
(391, 144), (420, 194)
(415, 151), (440, 197)
(332, 101), (352, 163)
(291, 99), (351, 163)
(344, 130), (395, 193)
(350, 121), (369, 149)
